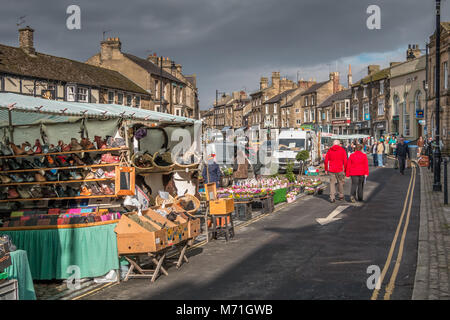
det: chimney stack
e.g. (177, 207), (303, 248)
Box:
(329, 71), (340, 93)
(147, 53), (158, 65)
(347, 64), (352, 87)
(368, 65), (380, 76)
(260, 77), (269, 90)
(272, 71), (280, 90)
(100, 37), (122, 61)
(19, 26), (35, 56)
(406, 44), (421, 61)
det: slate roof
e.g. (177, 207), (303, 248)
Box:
(300, 81), (329, 95)
(352, 68), (390, 87)
(263, 88), (297, 104)
(0, 44), (149, 95)
(318, 89), (352, 108)
(123, 53), (185, 84)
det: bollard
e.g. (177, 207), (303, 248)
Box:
(444, 158), (448, 205)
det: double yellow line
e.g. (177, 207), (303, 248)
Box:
(371, 163), (417, 300)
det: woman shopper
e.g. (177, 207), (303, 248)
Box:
(346, 144), (369, 203)
(417, 136), (425, 156)
(377, 139), (385, 167)
(371, 141), (378, 167)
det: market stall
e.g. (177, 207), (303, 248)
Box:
(0, 93), (203, 290)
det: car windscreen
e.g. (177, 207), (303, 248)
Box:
(278, 139), (305, 151)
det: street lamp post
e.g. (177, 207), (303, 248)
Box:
(433, 0), (442, 191)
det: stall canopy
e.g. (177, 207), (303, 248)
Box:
(0, 92), (198, 126)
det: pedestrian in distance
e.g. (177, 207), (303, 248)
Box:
(324, 140), (348, 203)
(377, 138), (385, 167)
(395, 137), (410, 175)
(346, 144), (369, 203)
(371, 141), (378, 167)
(202, 153), (222, 187)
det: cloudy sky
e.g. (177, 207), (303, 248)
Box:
(1, 0), (449, 109)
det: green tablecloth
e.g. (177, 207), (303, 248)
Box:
(5, 250), (36, 300)
(0, 223), (119, 280)
(273, 188), (287, 204)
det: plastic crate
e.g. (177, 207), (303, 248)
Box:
(0, 279), (18, 300)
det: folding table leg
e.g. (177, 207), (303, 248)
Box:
(150, 252), (167, 283)
(176, 242), (189, 269)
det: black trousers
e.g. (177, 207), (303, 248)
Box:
(398, 156), (406, 173)
(350, 176), (365, 201)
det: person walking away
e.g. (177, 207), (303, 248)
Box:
(233, 150), (249, 182)
(395, 138), (410, 175)
(202, 154), (222, 187)
(377, 139), (385, 167)
(371, 141), (378, 167)
(346, 144), (369, 203)
(324, 140), (348, 203)
(417, 136), (425, 156)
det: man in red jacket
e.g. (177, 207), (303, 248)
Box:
(324, 140), (348, 203)
(346, 144), (369, 203)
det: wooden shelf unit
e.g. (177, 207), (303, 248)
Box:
(1, 163), (120, 174)
(0, 177), (114, 187)
(0, 147), (128, 160)
(0, 194), (118, 203)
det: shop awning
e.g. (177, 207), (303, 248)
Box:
(221, 126), (232, 131)
(0, 92), (198, 126)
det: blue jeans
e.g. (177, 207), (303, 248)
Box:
(377, 154), (383, 166)
(372, 154), (378, 166)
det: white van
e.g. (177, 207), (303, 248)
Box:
(273, 129), (309, 172)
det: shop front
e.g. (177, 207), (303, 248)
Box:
(331, 119), (351, 135)
(350, 121), (370, 135)
(373, 121), (387, 140)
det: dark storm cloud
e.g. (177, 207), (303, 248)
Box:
(0, 0), (448, 108)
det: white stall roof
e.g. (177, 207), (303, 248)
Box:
(0, 93), (197, 126)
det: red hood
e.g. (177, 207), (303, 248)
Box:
(330, 145), (342, 152)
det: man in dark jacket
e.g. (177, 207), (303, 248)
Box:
(324, 140), (348, 203)
(395, 138), (410, 175)
(202, 154), (221, 187)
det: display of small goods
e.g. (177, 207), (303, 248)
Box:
(302, 178), (324, 195)
(221, 167), (233, 177)
(0, 135), (128, 201)
(0, 207), (122, 228)
(217, 186), (274, 201)
(286, 187), (302, 203)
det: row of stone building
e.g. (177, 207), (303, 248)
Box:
(202, 22), (450, 154)
(0, 27), (199, 118)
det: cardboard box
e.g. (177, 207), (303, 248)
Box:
(209, 198), (234, 215)
(141, 209), (189, 246)
(114, 213), (168, 255)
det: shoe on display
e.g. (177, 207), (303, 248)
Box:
(66, 186), (77, 197)
(58, 171), (70, 181)
(94, 168), (105, 179)
(0, 142), (13, 156)
(33, 158), (44, 168)
(33, 139), (42, 154)
(94, 136), (107, 149)
(42, 144), (49, 154)
(101, 153), (119, 164)
(34, 173), (46, 182)
(71, 154), (84, 166)
(45, 172), (58, 182)
(0, 191), (7, 200)
(24, 174), (35, 182)
(79, 185), (92, 196)
(7, 187), (19, 199)
(90, 184), (102, 195)
(48, 144), (59, 153)
(69, 171), (83, 180)
(82, 154), (94, 165)
(10, 174), (24, 183)
(7, 159), (20, 170)
(0, 175), (12, 184)
(80, 138), (95, 150)
(84, 171), (95, 180)
(22, 159), (34, 169)
(29, 186), (43, 198)
(17, 187), (31, 199)
(70, 138), (83, 151)
(45, 155), (56, 167)
(10, 143), (26, 156)
(104, 170), (115, 178)
(22, 142), (34, 155)
(54, 185), (66, 197)
(56, 155), (69, 167)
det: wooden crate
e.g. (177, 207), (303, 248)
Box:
(153, 204), (200, 240)
(142, 209), (189, 246)
(114, 213), (167, 255)
(209, 198), (234, 215)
